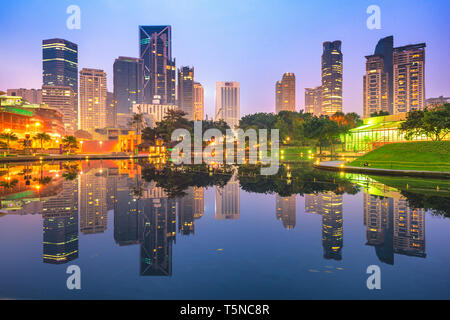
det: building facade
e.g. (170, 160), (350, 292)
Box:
(133, 96), (178, 128)
(42, 85), (75, 134)
(42, 39), (78, 129)
(193, 82), (205, 121)
(363, 55), (390, 118)
(177, 66), (194, 121)
(106, 92), (117, 128)
(275, 73), (296, 113)
(215, 81), (240, 129)
(304, 86), (322, 116)
(79, 68), (107, 132)
(139, 26), (176, 105)
(393, 44), (426, 114)
(7, 89), (42, 104)
(113, 57), (143, 127)
(321, 41), (343, 116)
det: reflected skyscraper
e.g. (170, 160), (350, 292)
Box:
(305, 192), (343, 260)
(79, 167), (108, 234)
(178, 187), (195, 235)
(42, 180), (79, 264)
(363, 192), (426, 263)
(276, 194), (296, 230)
(215, 175), (240, 220)
(193, 187), (205, 220)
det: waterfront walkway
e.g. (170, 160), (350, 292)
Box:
(314, 161), (450, 179)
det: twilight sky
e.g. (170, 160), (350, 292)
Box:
(1, 0), (449, 118)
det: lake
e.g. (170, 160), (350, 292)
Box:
(0, 159), (449, 300)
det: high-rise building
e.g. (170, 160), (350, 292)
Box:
(321, 41), (343, 116)
(215, 81), (240, 129)
(304, 86), (322, 116)
(178, 187), (196, 235)
(193, 82), (205, 121)
(106, 92), (117, 128)
(177, 66), (194, 120)
(133, 96), (178, 128)
(275, 73), (296, 113)
(7, 88), (42, 104)
(42, 86), (75, 134)
(363, 36), (394, 118)
(139, 26), (176, 105)
(393, 43), (426, 113)
(276, 194), (296, 230)
(113, 57), (143, 128)
(42, 39), (78, 129)
(79, 68), (107, 132)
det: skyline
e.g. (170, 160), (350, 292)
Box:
(1, 0), (450, 118)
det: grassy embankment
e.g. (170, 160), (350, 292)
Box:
(348, 141), (450, 172)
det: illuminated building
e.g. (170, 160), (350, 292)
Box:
(177, 66), (194, 121)
(0, 95), (65, 145)
(139, 25), (176, 105)
(79, 167), (108, 234)
(215, 175), (240, 220)
(42, 180), (79, 264)
(42, 85), (76, 134)
(305, 192), (343, 260)
(342, 113), (438, 153)
(193, 82), (205, 121)
(393, 43), (426, 113)
(363, 36), (393, 118)
(276, 194), (296, 230)
(7, 89), (42, 104)
(426, 96), (450, 109)
(79, 68), (107, 132)
(106, 92), (117, 128)
(321, 41), (343, 116)
(215, 81), (240, 129)
(42, 38), (78, 129)
(275, 73), (296, 113)
(304, 86), (322, 116)
(133, 96), (178, 128)
(113, 57), (143, 127)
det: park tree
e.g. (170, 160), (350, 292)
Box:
(33, 133), (51, 154)
(400, 104), (450, 141)
(62, 136), (79, 154)
(0, 132), (18, 154)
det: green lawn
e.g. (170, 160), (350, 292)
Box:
(348, 141), (450, 172)
(280, 146), (315, 162)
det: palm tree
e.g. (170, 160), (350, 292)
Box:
(129, 113), (144, 136)
(0, 132), (19, 155)
(33, 132), (51, 154)
(62, 136), (79, 154)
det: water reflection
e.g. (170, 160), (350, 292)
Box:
(0, 160), (446, 278)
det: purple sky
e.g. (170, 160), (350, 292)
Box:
(1, 0), (449, 118)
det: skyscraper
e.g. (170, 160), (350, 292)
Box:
(215, 81), (240, 129)
(215, 175), (240, 220)
(106, 92), (117, 128)
(79, 68), (107, 132)
(7, 88), (42, 104)
(42, 86), (76, 134)
(139, 26), (176, 105)
(113, 57), (143, 127)
(321, 41), (343, 116)
(42, 38), (78, 129)
(304, 86), (322, 116)
(193, 82), (205, 121)
(393, 43), (426, 114)
(363, 36), (393, 118)
(275, 73), (296, 113)
(177, 66), (194, 121)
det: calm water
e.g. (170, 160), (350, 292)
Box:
(0, 160), (449, 300)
